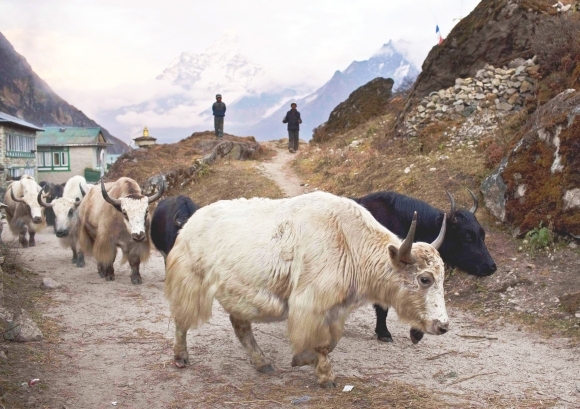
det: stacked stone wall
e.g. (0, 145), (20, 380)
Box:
(403, 58), (540, 137)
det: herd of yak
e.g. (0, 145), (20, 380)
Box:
(1, 174), (496, 387)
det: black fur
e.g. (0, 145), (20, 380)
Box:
(151, 195), (200, 257)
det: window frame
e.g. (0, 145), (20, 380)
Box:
(6, 133), (36, 158)
(37, 147), (70, 172)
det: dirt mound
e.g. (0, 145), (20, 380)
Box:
(106, 132), (262, 186)
(312, 77), (394, 144)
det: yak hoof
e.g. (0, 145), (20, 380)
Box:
(131, 276), (142, 285)
(257, 364), (275, 374)
(174, 359), (188, 369)
(377, 335), (394, 343)
(105, 275), (115, 281)
(98, 271), (106, 278)
(76, 261), (85, 268)
(320, 381), (337, 389)
(21, 241), (29, 248)
(410, 329), (424, 344)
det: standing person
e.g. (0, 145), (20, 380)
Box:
(282, 102), (302, 153)
(212, 94), (226, 138)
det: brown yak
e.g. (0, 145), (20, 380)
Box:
(78, 177), (164, 284)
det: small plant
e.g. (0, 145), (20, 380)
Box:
(524, 222), (553, 255)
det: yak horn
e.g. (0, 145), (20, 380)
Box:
(467, 189), (478, 214)
(37, 190), (52, 208)
(431, 214), (446, 250)
(399, 211), (418, 263)
(445, 191), (456, 218)
(79, 183), (86, 198)
(173, 210), (184, 228)
(148, 175), (165, 203)
(10, 187), (25, 203)
(101, 179), (122, 208)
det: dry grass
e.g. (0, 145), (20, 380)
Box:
(171, 159), (284, 207)
(0, 241), (65, 409)
(295, 114), (489, 210)
(165, 372), (558, 409)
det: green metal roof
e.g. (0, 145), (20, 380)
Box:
(38, 127), (112, 147)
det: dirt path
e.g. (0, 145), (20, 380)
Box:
(257, 142), (306, 197)
(7, 145), (580, 408)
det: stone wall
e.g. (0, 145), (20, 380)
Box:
(403, 58), (540, 137)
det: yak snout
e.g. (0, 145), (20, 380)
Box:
(32, 216), (43, 224)
(55, 229), (69, 238)
(131, 231), (146, 242)
(431, 319), (449, 335)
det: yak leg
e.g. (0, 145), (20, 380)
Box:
(71, 247), (78, 264)
(229, 315), (273, 373)
(76, 251), (85, 268)
(291, 350), (316, 367)
(410, 328), (425, 344)
(292, 319), (341, 368)
(28, 230), (36, 247)
(314, 346), (336, 388)
(173, 323), (189, 368)
(97, 262), (115, 281)
(374, 304), (394, 342)
(16, 220), (29, 248)
(128, 255), (142, 285)
(97, 262), (106, 278)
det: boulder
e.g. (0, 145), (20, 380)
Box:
(482, 89), (580, 236)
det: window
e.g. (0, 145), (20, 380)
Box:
(37, 147), (70, 171)
(6, 133), (36, 158)
(8, 167), (35, 178)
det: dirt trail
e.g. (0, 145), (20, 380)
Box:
(6, 145), (580, 408)
(257, 142), (306, 197)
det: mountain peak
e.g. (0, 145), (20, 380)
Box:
(156, 32), (263, 92)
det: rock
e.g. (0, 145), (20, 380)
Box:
(508, 93), (520, 105)
(3, 309), (43, 342)
(497, 102), (513, 111)
(569, 242), (578, 249)
(0, 350), (6, 360)
(41, 278), (62, 290)
(520, 81), (533, 92)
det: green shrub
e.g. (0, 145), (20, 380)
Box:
(524, 222), (553, 255)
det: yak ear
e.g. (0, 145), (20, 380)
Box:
(388, 244), (408, 270)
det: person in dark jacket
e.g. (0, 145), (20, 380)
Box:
(282, 102), (302, 153)
(212, 94), (226, 138)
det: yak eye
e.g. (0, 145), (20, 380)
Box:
(464, 232), (475, 243)
(419, 275), (433, 287)
(68, 208), (74, 216)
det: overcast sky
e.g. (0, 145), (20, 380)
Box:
(1, 0), (479, 125)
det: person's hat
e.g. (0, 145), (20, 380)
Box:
(290, 102), (297, 107)
(216, 94), (222, 98)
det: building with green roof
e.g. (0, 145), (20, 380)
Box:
(0, 111), (44, 189)
(37, 127), (112, 184)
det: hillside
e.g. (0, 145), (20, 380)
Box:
(0, 31), (129, 154)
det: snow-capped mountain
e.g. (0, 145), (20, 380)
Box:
(156, 33), (264, 92)
(242, 41), (419, 141)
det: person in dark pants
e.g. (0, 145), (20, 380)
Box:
(282, 102), (302, 153)
(212, 94), (226, 138)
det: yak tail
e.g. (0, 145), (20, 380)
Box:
(165, 239), (215, 331)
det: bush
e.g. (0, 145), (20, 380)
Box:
(524, 222), (553, 255)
